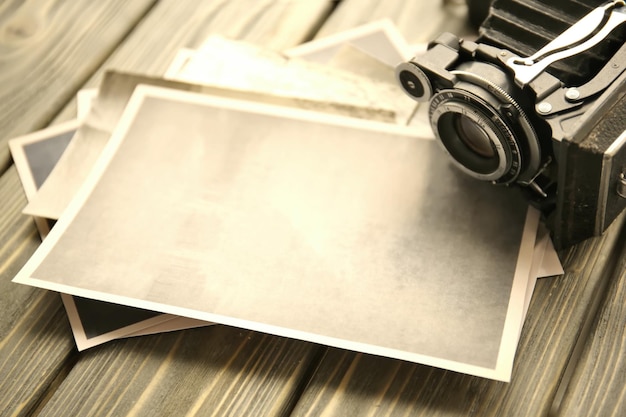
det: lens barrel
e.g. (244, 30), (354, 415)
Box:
(430, 87), (520, 183)
(428, 62), (541, 185)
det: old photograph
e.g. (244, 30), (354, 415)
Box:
(8, 121), (210, 350)
(14, 86), (540, 380)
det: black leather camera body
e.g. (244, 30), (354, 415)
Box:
(396, 0), (626, 248)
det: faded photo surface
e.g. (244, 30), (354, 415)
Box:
(16, 87), (535, 380)
(8, 121), (210, 350)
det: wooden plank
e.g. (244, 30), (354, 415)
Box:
(0, 166), (76, 417)
(0, 1), (332, 415)
(0, 166), (40, 339)
(315, 0), (476, 44)
(0, 292), (73, 417)
(556, 238), (626, 417)
(289, 213), (626, 417)
(0, 0), (159, 174)
(36, 327), (323, 417)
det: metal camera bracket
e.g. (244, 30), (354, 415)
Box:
(494, 1), (626, 119)
(500, 1), (626, 209)
(504, 1), (626, 88)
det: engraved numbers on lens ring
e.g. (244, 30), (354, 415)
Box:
(429, 89), (522, 184)
(450, 70), (541, 185)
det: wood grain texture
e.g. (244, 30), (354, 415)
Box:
(557, 237), (626, 417)
(36, 327), (323, 417)
(52, 0), (334, 123)
(0, 291), (74, 417)
(3, 1), (626, 416)
(315, 0), (475, 44)
(0, 167), (77, 417)
(290, 214), (626, 417)
(0, 166), (41, 338)
(0, 0), (158, 174)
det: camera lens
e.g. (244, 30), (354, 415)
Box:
(429, 85), (525, 183)
(453, 113), (495, 158)
(435, 110), (502, 176)
(426, 63), (543, 185)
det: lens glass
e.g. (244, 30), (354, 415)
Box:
(436, 112), (501, 175)
(454, 114), (495, 158)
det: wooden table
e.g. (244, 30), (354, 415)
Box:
(1, 1), (625, 416)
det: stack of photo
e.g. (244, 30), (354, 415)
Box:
(8, 21), (562, 382)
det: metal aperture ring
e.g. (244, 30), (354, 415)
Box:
(451, 70), (541, 185)
(430, 89), (522, 183)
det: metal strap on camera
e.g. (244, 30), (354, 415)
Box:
(505, 1), (626, 87)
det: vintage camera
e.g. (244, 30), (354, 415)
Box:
(396, 0), (626, 248)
